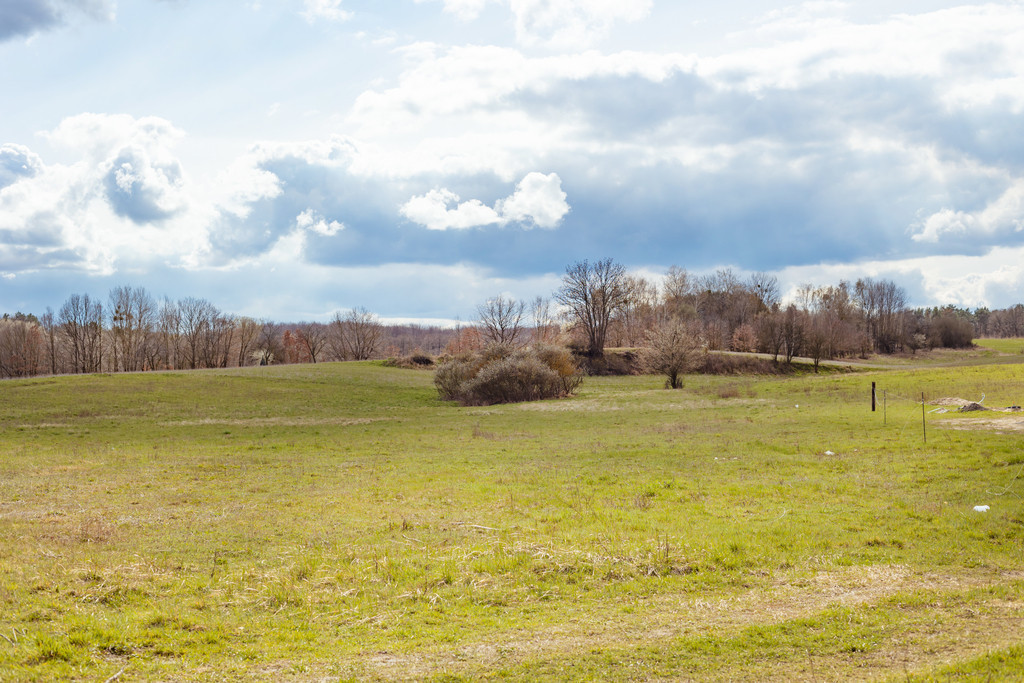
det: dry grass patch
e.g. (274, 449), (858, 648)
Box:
(937, 415), (1024, 433)
(163, 416), (390, 427)
(332, 566), (1023, 681)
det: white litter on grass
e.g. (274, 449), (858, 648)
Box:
(824, 450), (836, 455)
(974, 505), (990, 513)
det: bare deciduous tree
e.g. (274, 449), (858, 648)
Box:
(332, 307), (383, 361)
(855, 278), (908, 353)
(40, 308), (60, 375)
(755, 310), (786, 361)
(614, 275), (658, 347)
(530, 296), (558, 344)
(781, 304), (804, 363)
(178, 297), (218, 369)
(157, 298), (182, 369)
(235, 317), (260, 367)
(749, 271), (780, 311)
(642, 319), (705, 389)
(108, 285), (157, 372)
(58, 293), (103, 373)
(555, 258), (628, 359)
(0, 319), (44, 378)
(294, 322), (330, 363)
(256, 321), (282, 365)
(477, 295), (526, 346)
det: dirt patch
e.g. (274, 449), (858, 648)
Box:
(931, 397), (981, 407)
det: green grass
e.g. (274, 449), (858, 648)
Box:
(1, 359), (1024, 680)
(975, 337), (1024, 355)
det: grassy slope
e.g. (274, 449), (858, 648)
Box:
(975, 338), (1024, 356)
(0, 360), (1023, 680)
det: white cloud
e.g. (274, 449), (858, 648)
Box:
(704, 3), (1024, 104)
(401, 172), (569, 231)
(301, 0), (351, 23)
(509, 0), (652, 48)
(495, 171), (569, 228)
(347, 45), (693, 178)
(413, 0), (650, 43)
(0, 114), (210, 275)
(0, 143), (43, 189)
(296, 208), (345, 236)
(913, 180), (1024, 243)
(400, 188), (502, 231)
(778, 246), (1024, 309)
(429, 0), (494, 21)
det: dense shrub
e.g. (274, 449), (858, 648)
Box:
(382, 353), (436, 369)
(928, 315), (974, 349)
(434, 343), (583, 406)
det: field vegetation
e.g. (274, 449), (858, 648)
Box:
(1, 348), (1024, 680)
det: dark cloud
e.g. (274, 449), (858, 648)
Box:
(0, 0), (61, 40)
(0, 244), (80, 272)
(207, 154), (390, 260)
(0, 211), (65, 247)
(0, 0), (110, 41)
(102, 148), (184, 224)
(499, 67), (1024, 268)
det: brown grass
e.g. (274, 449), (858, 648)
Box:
(937, 415), (1024, 433)
(327, 566), (1024, 681)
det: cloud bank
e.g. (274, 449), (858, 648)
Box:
(4, 1), (1024, 320)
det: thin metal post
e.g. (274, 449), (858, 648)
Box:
(921, 392), (927, 443)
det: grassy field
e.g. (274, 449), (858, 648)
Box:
(1, 354), (1024, 680)
(976, 338), (1024, 356)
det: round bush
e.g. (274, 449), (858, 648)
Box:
(434, 343), (582, 406)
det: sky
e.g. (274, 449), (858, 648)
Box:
(2, 0), (1024, 323)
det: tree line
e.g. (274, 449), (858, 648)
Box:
(0, 287), (409, 379)
(2, 266), (1023, 379)
(480, 260), (1023, 371)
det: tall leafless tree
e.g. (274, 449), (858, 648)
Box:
(555, 258), (628, 359)
(235, 316), (260, 367)
(0, 319), (44, 378)
(616, 275), (658, 347)
(40, 308), (60, 375)
(332, 307), (382, 360)
(157, 298), (182, 369)
(294, 322), (330, 363)
(855, 278), (908, 353)
(749, 271), (780, 312)
(530, 295), (558, 344)
(58, 293), (103, 373)
(477, 295), (526, 346)
(178, 297), (218, 369)
(108, 285), (157, 372)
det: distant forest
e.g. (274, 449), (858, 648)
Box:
(2, 264), (1023, 379)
